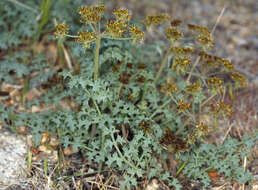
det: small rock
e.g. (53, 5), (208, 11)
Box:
(40, 132), (50, 144)
(38, 145), (52, 155)
(31, 105), (41, 113)
(145, 178), (159, 190)
(17, 126), (28, 135)
(26, 88), (41, 102)
(49, 136), (59, 147)
(0, 130), (27, 186)
(64, 145), (78, 156)
(49, 150), (59, 163)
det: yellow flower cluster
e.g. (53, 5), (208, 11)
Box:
(77, 30), (96, 48)
(113, 8), (131, 21)
(161, 80), (178, 95)
(208, 77), (223, 91)
(172, 57), (191, 73)
(187, 24), (210, 36)
(197, 35), (214, 47)
(199, 51), (218, 68)
(199, 51), (213, 59)
(78, 4), (105, 23)
(170, 19), (182, 27)
(218, 59), (234, 71)
(185, 121), (211, 144)
(92, 4), (105, 14)
(160, 127), (189, 153)
(144, 14), (170, 27)
(129, 25), (144, 42)
(55, 23), (69, 38)
(171, 46), (193, 55)
(188, 24), (214, 47)
(186, 82), (203, 93)
(165, 27), (183, 41)
(138, 120), (151, 134)
(177, 100), (190, 111)
(231, 72), (247, 87)
(210, 102), (232, 117)
(195, 122), (211, 136)
(106, 20), (128, 37)
(199, 51), (235, 71)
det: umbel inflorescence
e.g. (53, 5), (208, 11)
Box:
(55, 4), (144, 47)
(53, 3), (253, 189)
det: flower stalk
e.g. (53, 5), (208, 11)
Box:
(94, 33), (101, 81)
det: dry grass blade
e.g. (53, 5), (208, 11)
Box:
(211, 5), (227, 37)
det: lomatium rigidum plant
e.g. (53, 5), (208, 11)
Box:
(54, 3), (252, 188)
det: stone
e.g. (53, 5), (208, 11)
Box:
(0, 129), (27, 188)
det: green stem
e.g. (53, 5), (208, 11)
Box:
(175, 117), (192, 135)
(154, 42), (172, 83)
(101, 34), (134, 41)
(150, 98), (171, 119)
(92, 99), (104, 173)
(80, 145), (94, 152)
(93, 100), (101, 117)
(176, 161), (186, 177)
(65, 34), (79, 38)
(139, 82), (148, 103)
(111, 133), (139, 170)
(94, 33), (101, 81)
(62, 169), (112, 180)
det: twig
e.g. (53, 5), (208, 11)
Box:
(86, 180), (119, 190)
(236, 121), (243, 140)
(121, 122), (128, 142)
(167, 150), (175, 176)
(2, 83), (23, 89)
(211, 5), (227, 37)
(242, 156), (247, 190)
(53, 19), (73, 70)
(100, 174), (114, 190)
(72, 176), (78, 190)
(61, 44), (73, 70)
(222, 122), (233, 144)
(186, 56), (200, 84)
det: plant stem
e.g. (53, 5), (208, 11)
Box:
(92, 99), (104, 174)
(62, 169), (112, 180)
(101, 34), (134, 41)
(176, 161), (186, 177)
(200, 92), (217, 108)
(175, 117), (192, 135)
(150, 98), (171, 119)
(186, 56), (200, 84)
(94, 33), (101, 81)
(154, 42), (172, 83)
(65, 34), (79, 38)
(93, 99), (101, 117)
(111, 133), (139, 170)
